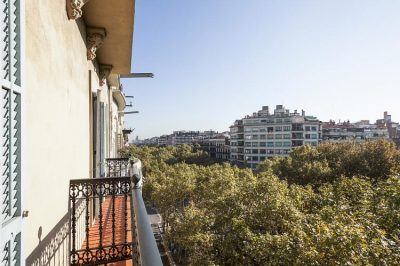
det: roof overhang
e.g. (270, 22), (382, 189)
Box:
(83, 0), (135, 74)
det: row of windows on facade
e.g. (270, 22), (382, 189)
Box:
(238, 133), (319, 140)
(231, 125), (319, 133)
(231, 139), (318, 146)
(231, 152), (290, 161)
(230, 140), (318, 150)
(242, 117), (309, 124)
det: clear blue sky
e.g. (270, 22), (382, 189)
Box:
(122, 0), (400, 139)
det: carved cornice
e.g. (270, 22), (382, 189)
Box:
(99, 65), (113, 86)
(86, 27), (106, 61)
(67, 0), (85, 20)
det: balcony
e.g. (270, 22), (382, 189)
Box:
(69, 158), (162, 266)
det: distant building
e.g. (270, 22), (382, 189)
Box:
(230, 105), (322, 168)
(143, 130), (222, 147)
(197, 133), (231, 161)
(322, 121), (389, 143)
(157, 135), (173, 145)
(172, 131), (202, 145)
(322, 111), (398, 143)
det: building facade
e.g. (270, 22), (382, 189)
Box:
(0, 0), (136, 264)
(197, 133), (230, 161)
(230, 105), (322, 168)
(322, 121), (390, 143)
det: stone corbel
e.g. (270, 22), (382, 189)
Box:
(86, 27), (106, 61)
(99, 65), (113, 86)
(66, 0), (91, 20)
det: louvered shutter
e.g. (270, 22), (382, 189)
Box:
(0, 0), (22, 265)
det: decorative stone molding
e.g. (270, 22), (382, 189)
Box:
(99, 65), (113, 86)
(86, 27), (106, 61)
(66, 0), (90, 20)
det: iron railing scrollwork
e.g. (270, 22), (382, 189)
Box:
(69, 176), (136, 266)
(105, 158), (130, 177)
(69, 157), (162, 266)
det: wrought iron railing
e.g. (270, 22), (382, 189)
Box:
(68, 157), (162, 266)
(105, 158), (130, 177)
(69, 176), (137, 265)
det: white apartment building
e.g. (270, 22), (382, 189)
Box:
(322, 122), (390, 143)
(230, 105), (322, 169)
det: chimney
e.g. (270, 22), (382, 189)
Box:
(302, 109), (305, 116)
(384, 111), (388, 121)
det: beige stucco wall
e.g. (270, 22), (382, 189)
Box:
(24, 0), (101, 263)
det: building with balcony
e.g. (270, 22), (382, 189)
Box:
(322, 119), (390, 143)
(0, 0), (162, 265)
(197, 133), (230, 161)
(230, 105), (322, 168)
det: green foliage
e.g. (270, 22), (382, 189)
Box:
(257, 139), (400, 186)
(123, 142), (400, 265)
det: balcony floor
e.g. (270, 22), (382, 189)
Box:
(81, 196), (134, 266)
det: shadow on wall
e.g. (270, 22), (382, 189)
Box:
(25, 200), (86, 266)
(25, 212), (69, 266)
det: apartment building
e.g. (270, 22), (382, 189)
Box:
(230, 105), (322, 168)
(145, 130), (220, 146)
(322, 118), (391, 143)
(197, 133), (230, 161)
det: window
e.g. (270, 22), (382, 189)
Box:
(259, 128), (266, 132)
(245, 149), (251, 154)
(259, 142), (266, 147)
(260, 134), (266, 139)
(252, 156), (259, 161)
(267, 149), (274, 154)
(283, 141), (291, 147)
(252, 128), (259, 132)
(245, 135), (252, 140)
(275, 134), (282, 139)
(260, 156), (266, 161)
(252, 135), (258, 139)
(311, 134), (317, 139)
(311, 126), (317, 131)
(283, 134), (291, 139)
(292, 133), (303, 139)
(245, 142), (251, 147)
(305, 134), (311, 139)
(267, 142), (274, 147)
(275, 142), (282, 147)
(305, 126), (311, 131)
(267, 127), (274, 132)
(283, 126), (291, 131)
(292, 123), (303, 131)
(252, 149), (258, 153)
(252, 142), (258, 147)
(260, 149), (266, 154)
(292, 140), (303, 147)
(267, 134), (274, 139)
(275, 126), (282, 132)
